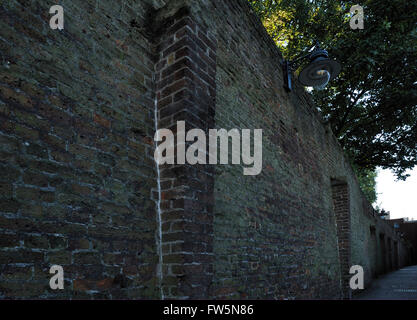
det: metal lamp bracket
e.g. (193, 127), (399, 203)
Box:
(282, 42), (321, 93)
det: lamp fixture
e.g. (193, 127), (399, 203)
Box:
(283, 42), (341, 92)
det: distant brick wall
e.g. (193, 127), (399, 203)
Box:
(393, 220), (417, 265)
(0, 0), (412, 300)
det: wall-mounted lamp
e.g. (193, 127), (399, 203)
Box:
(283, 42), (341, 92)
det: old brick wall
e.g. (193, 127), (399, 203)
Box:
(0, 0), (412, 300)
(190, 0), (411, 299)
(0, 0), (160, 298)
(152, 4), (217, 299)
(196, 0), (344, 299)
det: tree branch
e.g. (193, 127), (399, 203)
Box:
(334, 88), (367, 137)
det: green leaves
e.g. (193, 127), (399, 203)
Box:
(250, 0), (417, 180)
(355, 166), (378, 204)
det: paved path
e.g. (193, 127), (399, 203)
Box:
(355, 265), (417, 300)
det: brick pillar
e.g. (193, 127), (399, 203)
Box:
(331, 179), (351, 299)
(153, 7), (217, 299)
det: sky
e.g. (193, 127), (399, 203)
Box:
(375, 167), (417, 221)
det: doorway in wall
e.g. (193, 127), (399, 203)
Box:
(379, 233), (387, 274)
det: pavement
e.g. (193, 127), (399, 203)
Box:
(355, 265), (417, 300)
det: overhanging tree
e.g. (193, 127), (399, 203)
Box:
(249, 0), (417, 181)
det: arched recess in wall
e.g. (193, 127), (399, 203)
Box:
(369, 225), (377, 277)
(393, 241), (399, 270)
(331, 177), (351, 299)
(387, 237), (393, 272)
(379, 233), (387, 274)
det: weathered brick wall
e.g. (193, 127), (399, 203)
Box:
(190, 0), (411, 299)
(0, 0), (160, 298)
(152, 5), (217, 299)
(199, 0), (343, 299)
(0, 0), (411, 300)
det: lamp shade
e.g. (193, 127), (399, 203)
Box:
(298, 49), (341, 87)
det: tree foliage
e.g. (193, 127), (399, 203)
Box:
(353, 165), (377, 204)
(249, 0), (417, 180)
